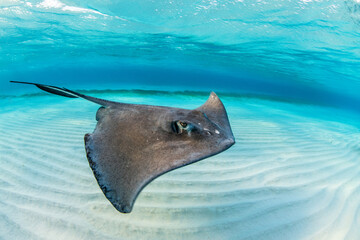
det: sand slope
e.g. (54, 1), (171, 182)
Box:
(0, 93), (359, 240)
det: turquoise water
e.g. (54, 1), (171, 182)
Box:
(1, 0), (360, 110)
(1, 0), (360, 239)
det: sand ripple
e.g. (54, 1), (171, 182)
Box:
(0, 94), (360, 240)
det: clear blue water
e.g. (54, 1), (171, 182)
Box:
(1, 1), (360, 239)
(1, 0), (360, 111)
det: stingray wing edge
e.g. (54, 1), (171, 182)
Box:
(84, 133), (133, 213)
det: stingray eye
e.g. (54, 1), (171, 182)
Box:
(179, 121), (187, 128)
(171, 121), (191, 134)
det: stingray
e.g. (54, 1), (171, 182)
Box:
(11, 81), (235, 213)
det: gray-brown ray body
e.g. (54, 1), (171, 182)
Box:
(11, 81), (235, 213)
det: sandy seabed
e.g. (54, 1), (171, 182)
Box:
(1, 92), (360, 240)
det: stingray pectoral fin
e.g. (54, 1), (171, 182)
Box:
(10, 81), (116, 107)
(85, 133), (140, 213)
(84, 130), (234, 214)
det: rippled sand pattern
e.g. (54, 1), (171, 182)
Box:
(1, 93), (359, 240)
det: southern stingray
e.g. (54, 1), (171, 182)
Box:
(11, 81), (235, 213)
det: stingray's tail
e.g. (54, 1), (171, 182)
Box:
(10, 81), (115, 107)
